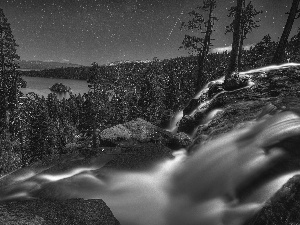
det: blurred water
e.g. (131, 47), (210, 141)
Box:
(167, 62), (300, 132)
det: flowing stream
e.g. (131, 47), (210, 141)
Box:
(1, 63), (300, 225)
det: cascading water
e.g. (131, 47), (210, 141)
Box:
(1, 63), (300, 225)
(167, 62), (300, 132)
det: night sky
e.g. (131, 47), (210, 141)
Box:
(1, 0), (298, 66)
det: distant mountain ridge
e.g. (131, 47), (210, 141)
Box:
(17, 59), (158, 71)
(106, 59), (158, 66)
(17, 60), (82, 70)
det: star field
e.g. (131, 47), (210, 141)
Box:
(1, 0), (298, 66)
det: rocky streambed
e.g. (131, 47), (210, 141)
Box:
(1, 64), (300, 224)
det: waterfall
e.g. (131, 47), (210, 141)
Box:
(1, 63), (300, 225)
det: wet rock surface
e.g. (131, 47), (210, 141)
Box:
(244, 175), (300, 225)
(0, 198), (120, 225)
(207, 83), (224, 98)
(190, 66), (300, 145)
(166, 132), (192, 150)
(177, 115), (196, 134)
(100, 118), (188, 150)
(223, 72), (249, 91)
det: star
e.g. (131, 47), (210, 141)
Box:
(0, 0), (297, 65)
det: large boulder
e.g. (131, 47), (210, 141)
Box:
(223, 72), (249, 91)
(166, 132), (192, 150)
(0, 198), (120, 225)
(99, 118), (181, 148)
(100, 124), (132, 146)
(177, 115), (197, 134)
(123, 118), (160, 142)
(244, 175), (300, 225)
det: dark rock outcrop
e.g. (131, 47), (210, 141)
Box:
(244, 175), (300, 225)
(0, 198), (120, 225)
(223, 72), (249, 91)
(177, 115), (197, 134)
(207, 83), (224, 98)
(166, 132), (192, 150)
(183, 98), (202, 115)
(100, 118), (186, 150)
(159, 109), (173, 129)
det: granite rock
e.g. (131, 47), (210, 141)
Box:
(244, 175), (300, 225)
(0, 198), (120, 225)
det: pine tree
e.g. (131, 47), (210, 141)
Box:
(287, 28), (300, 62)
(0, 8), (20, 130)
(180, 0), (218, 93)
(249, 34), (277, 67)
(226, 0), (263, 70)
(87, 63), (111, 149)
(224, 0), (244, 90)
(272, 0), (300, 64)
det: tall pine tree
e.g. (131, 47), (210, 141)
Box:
(0, 8), (20, 130)
(226, 0), (244, 77)
(87, 62), (111, 148)
(272, 0), (300, 64)
(226, 0), (262, 70)
(223, 0), (246, 91)
(180, 0), (218, 93)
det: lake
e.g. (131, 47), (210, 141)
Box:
(20, 76), (89, 99)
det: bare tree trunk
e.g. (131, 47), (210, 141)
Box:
(238, 0), (246, 71)
(272, 0), (300, 64)
(238, 33), (244, 71)
(226, 0), (244, 79)
(195, 3), (215, 93)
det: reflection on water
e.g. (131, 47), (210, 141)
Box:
(55, 91), (70, 100)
